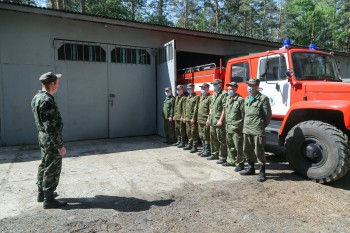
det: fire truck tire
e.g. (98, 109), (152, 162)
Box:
(285, 120), (350, 183)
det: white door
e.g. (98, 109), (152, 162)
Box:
(107, 45), (156, 138)
(257, 54), (291, 117)
(54, 40), (109, 141)
(156, 40), (176, 136)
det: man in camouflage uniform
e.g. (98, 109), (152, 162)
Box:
(162, 87), (175, 144)
(172, 85), (187, 147)
(240, 78), (272, 182)
(197, 83), (211, 157)
(183, 83), (200, 153)
(31, 72), (67, 209)
(222, 82), (245, 171)
(206, 79), (228, 163)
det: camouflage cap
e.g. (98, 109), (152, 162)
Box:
(165, 87), (171, 91)
(226, 82), (238, 88)
(199, 83), (210, 88)
(187, 83), (195, 88)
(176, 85), (184, 89)
(211, 79), (222, 85)
(246, 78), (260, 85)
(39, 72), (61, 83)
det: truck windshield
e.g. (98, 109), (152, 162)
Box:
(292, 53), (342, 81)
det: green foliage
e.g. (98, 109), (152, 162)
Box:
(14, 0), (350, 52)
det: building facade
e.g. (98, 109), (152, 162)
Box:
(1, 2), (349, 145)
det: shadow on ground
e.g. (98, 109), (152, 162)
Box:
(0, 136), (169, 164)
(58, 195), (174, 212)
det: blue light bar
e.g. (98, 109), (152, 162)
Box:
(282, 39), (291, 49)
(309, 43), (317, 50)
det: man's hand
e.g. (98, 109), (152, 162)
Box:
(216, 120), (222, 127)
(206, 120), (210, 127)
(173, 117), (175, 121)
(168, 117), (173, 121)
(58, 147), (66, 156)
(191, 119), (195, 124)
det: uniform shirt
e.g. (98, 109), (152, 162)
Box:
(184, 93), (199, 121)
(31, 90), (64, 149)
(162, 95), (175, 119)
(196, 93), (211, 124)
(209, 89), (227, 126)
(243, 92), (272, 136)
(174, 94), (186, 120)
(224, 94), (244, 133)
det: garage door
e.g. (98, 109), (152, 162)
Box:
(54, 40), (156, 141)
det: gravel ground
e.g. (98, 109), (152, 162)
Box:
(0, 137), (349, 233)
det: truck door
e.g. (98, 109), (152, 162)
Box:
(157, 40), (176, 136)
(257, 54), (291, 117)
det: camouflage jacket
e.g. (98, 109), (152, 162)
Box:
(184, 93), (199, 121)
(174, 94), (186, 120)
(162, 95), (175, 119)
(31, 90), (64, 149)
(196, 93), (211, 124)
(224, 93), (244, 133)
(243, 92), (272, 136)
(209, 89), (227, 126)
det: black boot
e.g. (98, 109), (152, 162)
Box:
(177, 139), (185, 148)
(234, 163), (244, 172)
(201, 145), (211, 157)
(43, 191), (67, 209)
(198, 144), (205, 156)
(37, 187), (58, 202)
(257, 165), (266, 182)
(240, 162), (256, 175)
(172, 137), (181, 146)
(183, 144), (192, 150)
(190, 145), (197, 153)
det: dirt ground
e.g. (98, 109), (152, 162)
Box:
(0, 136), (350, 233)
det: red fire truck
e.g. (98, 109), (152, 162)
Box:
(177, 41), (350, 183)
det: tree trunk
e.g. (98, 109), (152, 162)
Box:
(262, 0), (266, 39)
(130, 0), (135, 20)
(243, 14), (247, 36)
(56, 0), (63, 10)
(215, 0), (219, 32)
(250, 10), (253, 37)
(157, 0), (164, 23)
(81, 0), (85, 13)
(184, 0), (188, 28)
(50, 0), (55, 9)
(348, 16), (350, 52)
(277, 0), (283, 41)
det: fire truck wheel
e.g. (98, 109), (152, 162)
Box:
(285, 120), (350, 183)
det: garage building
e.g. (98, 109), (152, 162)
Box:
(1, 2), (350, 146)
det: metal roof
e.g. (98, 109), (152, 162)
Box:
(0, 1), (349, 56)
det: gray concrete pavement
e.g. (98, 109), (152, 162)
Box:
(0, 136), (240, 219)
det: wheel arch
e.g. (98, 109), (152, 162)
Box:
(279, 108), (348, 146)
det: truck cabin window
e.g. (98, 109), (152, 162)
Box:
(259, 55), (287, 82)
(231, 62), (250, 83)
(292, 53), (342, 81)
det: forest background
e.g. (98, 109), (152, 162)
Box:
(4, 0), (350, 52)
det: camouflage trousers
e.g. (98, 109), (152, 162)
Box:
(37, 144), (62, 192)
(210, 125), (227, 160)
(175, 120), (186, 140)
(198, 122), (210, 145)
(243, 134), (266, 165)
(185, 121), (199, 146)
(226, 132), (245, 166)
(163, 118), (175, 143)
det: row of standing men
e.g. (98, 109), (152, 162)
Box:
(163, 78), (272, 182)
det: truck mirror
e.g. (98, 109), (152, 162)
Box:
(275, 83), (280, 92)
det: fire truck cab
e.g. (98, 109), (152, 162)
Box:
(177, 41), (350, 183)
